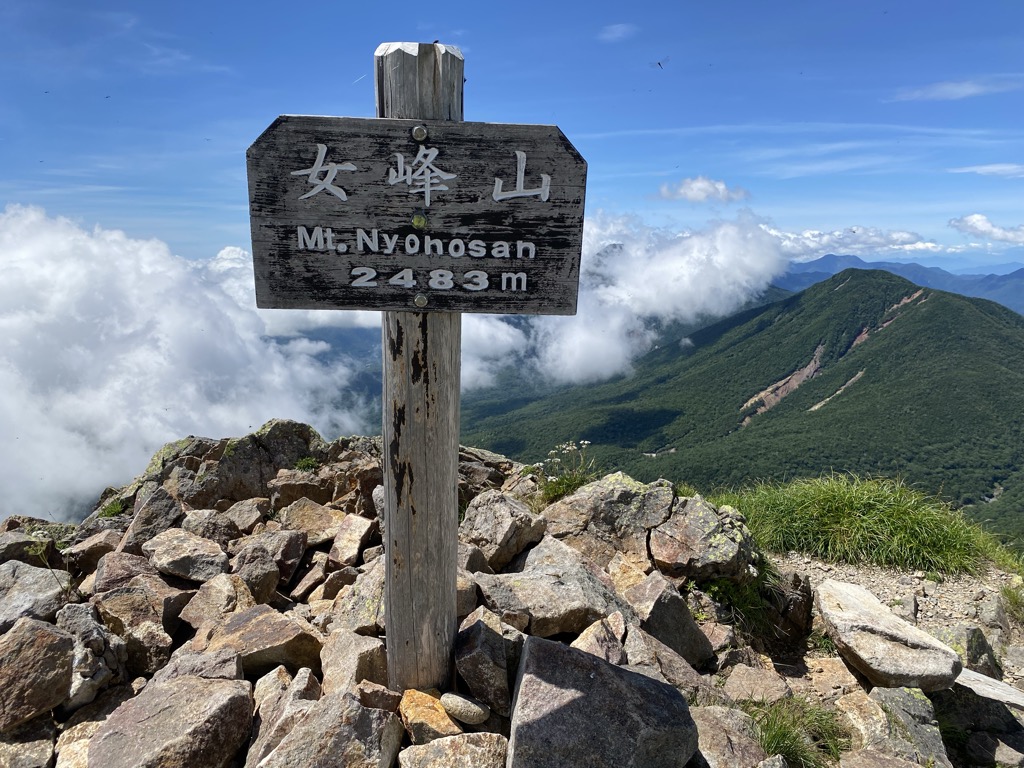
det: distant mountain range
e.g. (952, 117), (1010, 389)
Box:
(462, 269), (1024, 544)
(777, 254), (1024, 316)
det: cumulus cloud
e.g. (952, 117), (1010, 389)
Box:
(764, 224), (943, 260)
(524, 212), (787, 383)
(949, 213), (1024, 244)
(598, 23), (637, 42)
(949, 164), (1024, 178)
(659, 176), (750, 203)
(0, 205), (796, 518)
(461, 315), (528, 389)
(890, 78), (1021, 101)
(0, 205), (369, 521)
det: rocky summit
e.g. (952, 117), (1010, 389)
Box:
(2, 418), (1024, 767)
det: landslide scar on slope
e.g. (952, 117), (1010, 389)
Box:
(741, 344), (824, 426)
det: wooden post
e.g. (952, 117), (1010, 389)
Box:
(375, 42), (464, 692)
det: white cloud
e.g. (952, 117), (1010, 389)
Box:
(0, 205), (369, 521)
(659, 176), (749, 203)
(462, 315), (528, 390)
(525, 212), (786, 383)
(949, 213), (1024, 245)
(764, 224), (943, 260)
(949, 164), (1024, 178)
(891, 78), (1021, 102)
(598, 23), (637, 42)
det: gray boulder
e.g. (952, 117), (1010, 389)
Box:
(0, 715), (56, 768)
(55, 603), (128, 711)
(320, 628), (387, 696)
(868, 687), (952, 767)
(152, 647), (243, 684)
(62, 529), (121, 575)
(230, 530), (306, 586)
(0, 618), (73, 733)
(815, 580), (962, 691)
(455, 606), (512, 717)
(459, 490), (546, 572)
(475, 535), (629, 638)
(179, 573), (257, 630)
(253, 692), (403, 768)
(199, 604), (324, 677)
(91, 585), (174, 676)
(622, 624), (725, 706)
(277, 497), (346, 547)
(328, 557), (385, 636)
(506, 636), (698, 768)
(230, 544), (280, 603)
(398, 732), (508, 768)
(328, 514), (377, 569)
(623, 570), (715, 669)
(92, 552), (158, 593)
(689, 706), (768, 767)
(87, 675), (253, 768)
(0, 560), (73, 632)
(649, 497), (757, 584)
(245, 667), (321, 768)
(142, 528), (228, 583)
(116, 486), (184, 556)
(541, 473), (674, 571)
(181, 509), (242, 549)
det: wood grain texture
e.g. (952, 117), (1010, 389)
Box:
(247, 116), (585, 314)
(378, 42), (462, 693)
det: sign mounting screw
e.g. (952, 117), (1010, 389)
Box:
(411, 125), (428, 142)
(414, 294), (428, 308)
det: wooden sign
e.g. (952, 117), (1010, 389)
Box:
(247, 116), (587, 315)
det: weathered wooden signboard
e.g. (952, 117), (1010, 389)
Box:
(247, 116), (587, 314)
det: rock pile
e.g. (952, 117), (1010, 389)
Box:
(2, 419), (1024, 767)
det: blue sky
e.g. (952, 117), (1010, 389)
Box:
(1, 0), (1024, 520)
(2, 0), (1022, 267)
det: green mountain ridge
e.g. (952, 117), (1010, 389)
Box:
(462, 269), (1024, 543)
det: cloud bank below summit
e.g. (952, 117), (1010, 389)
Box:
(2, 204), (785, 519)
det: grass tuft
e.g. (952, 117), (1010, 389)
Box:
(742, 697), (849, 768)
(294, 456), (320, 473)
(713, 473), (1008, 575)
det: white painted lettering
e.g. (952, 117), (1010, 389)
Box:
(356, 228), (378, 253)
(382, 233), (399, 255)
(387, 146), (457, 207)
(291, 144), (356, 201)
(449, 239), (465, 258)
(501, 272), (528, 291)
(492, 150), (551, 202)
(405, 234), (420, 254)
(516, 241), (536, 259)
(492, 241), (511, 259)
(468, 240), (487, 258)
(297, 226), (324, 251)
(463, 270), (488, 291)
(424, 235), (443, 256)
(324, 228), (336, 250)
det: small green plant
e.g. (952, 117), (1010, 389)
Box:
(1001, 583), (1024, 627)
(98, 498), (127, 518)
(742, 697), (850, 768)
(674, 481), (700, 498)
(531, 440), (599, 505)
(806, 626), (838, 656)
(703, 565), (784, 640)
(294, 456), (320, 472)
